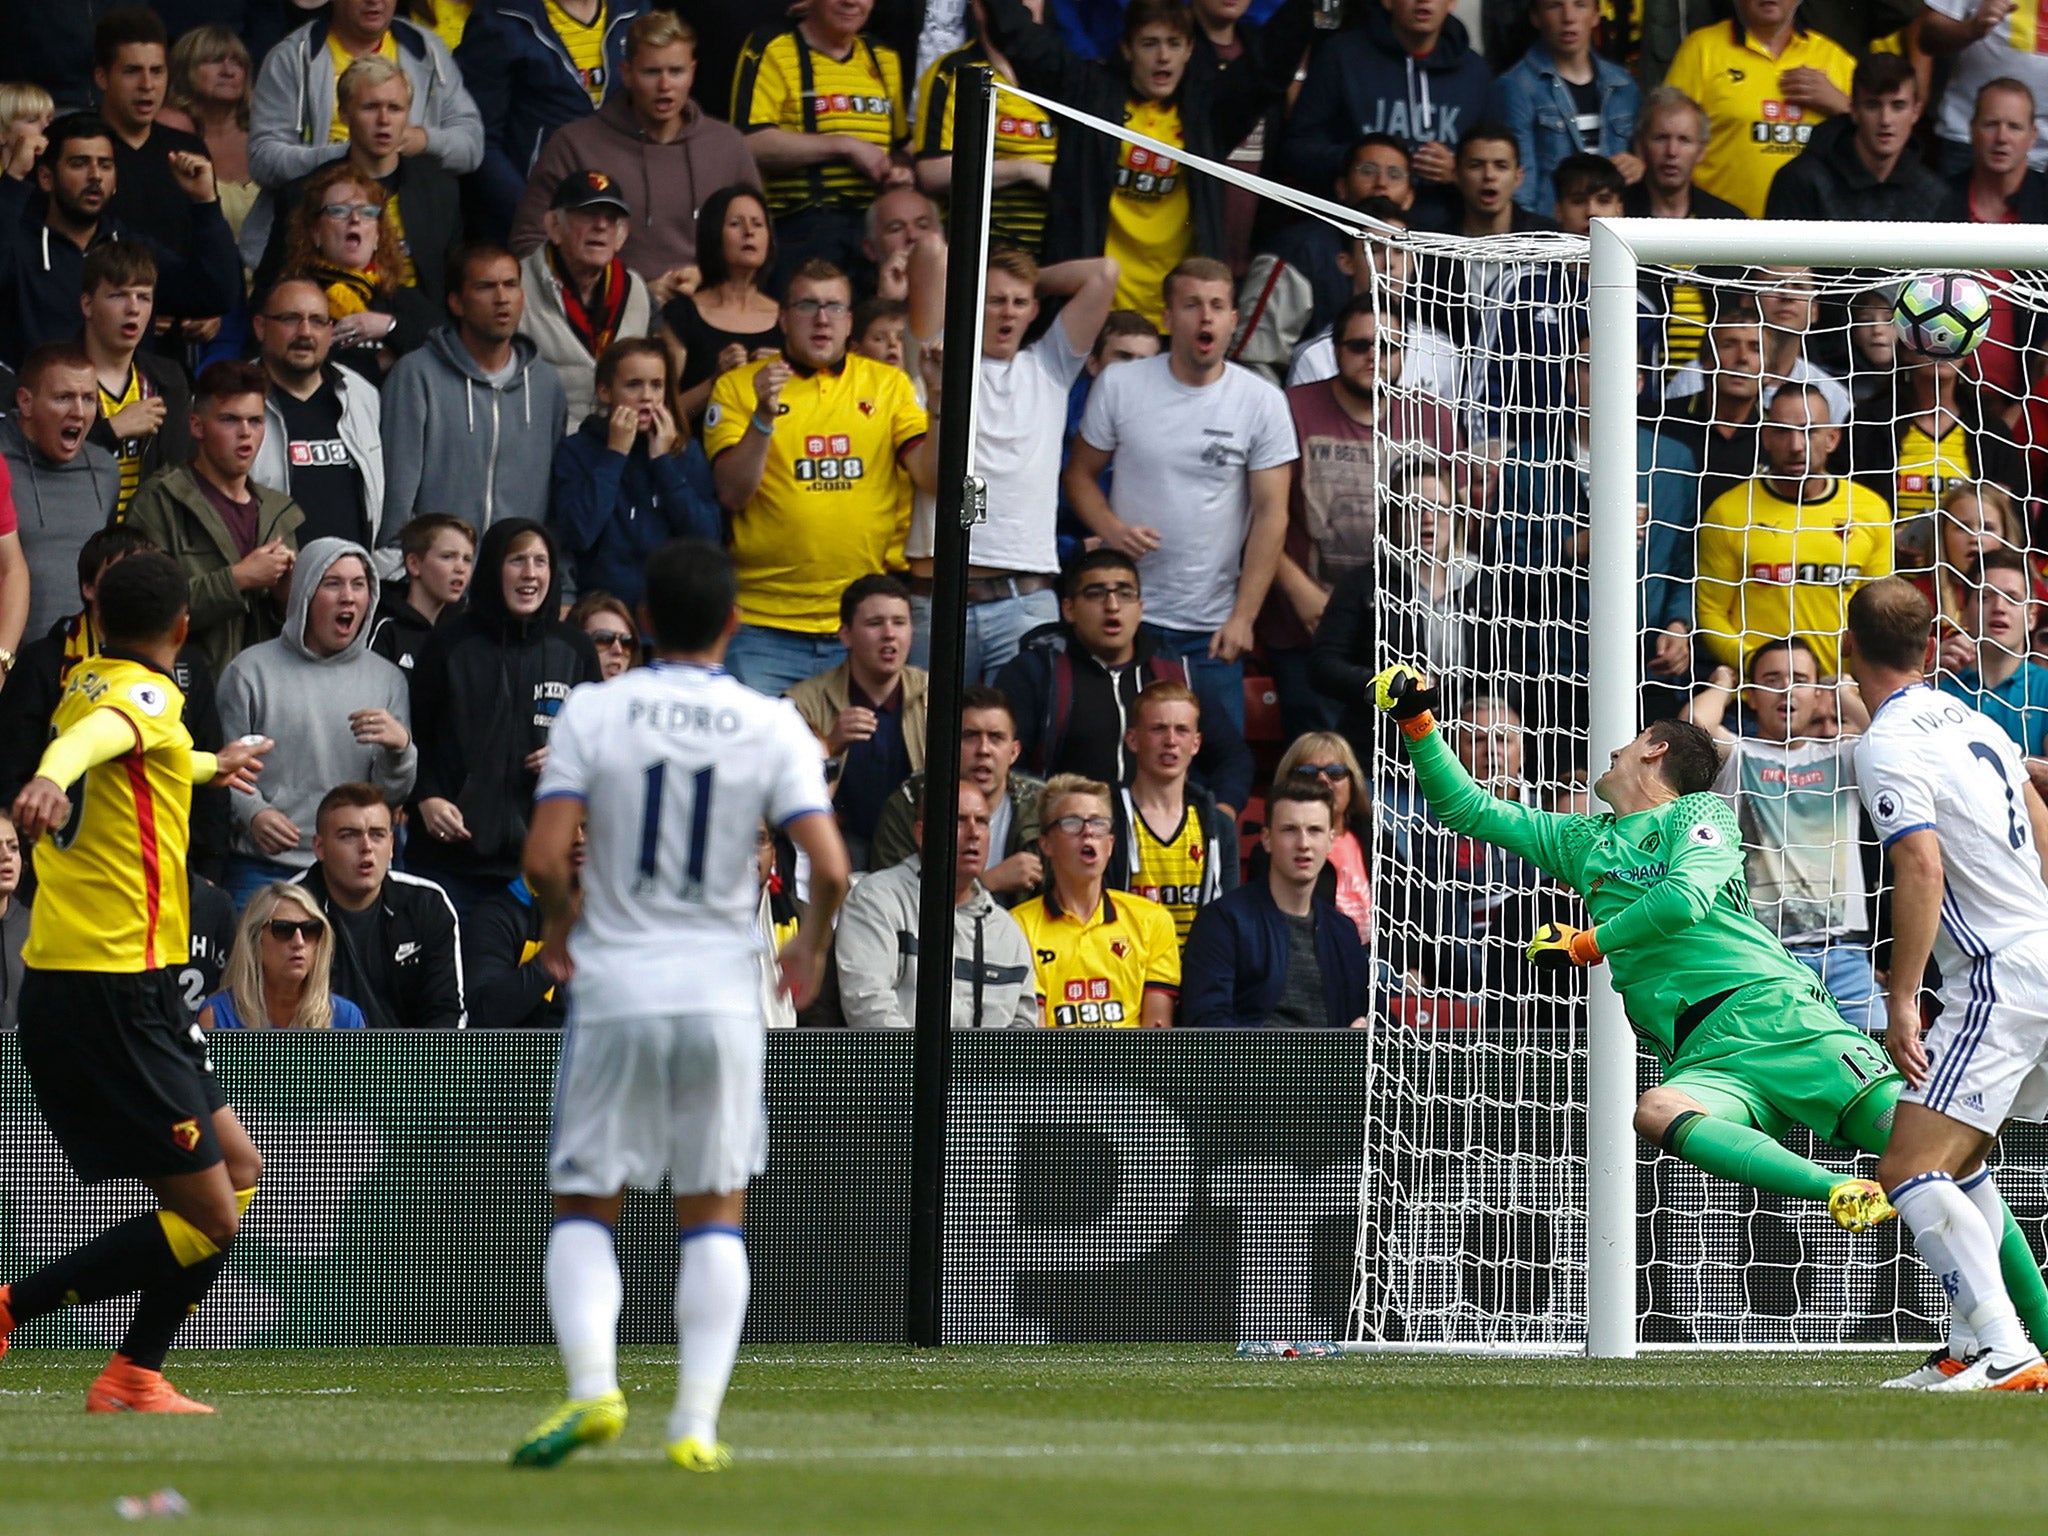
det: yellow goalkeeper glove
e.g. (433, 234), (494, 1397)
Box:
(1371, 665), (1440, 738)
(1528, 922), (1603, 969)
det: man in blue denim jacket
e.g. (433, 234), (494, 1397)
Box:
(1489, 0), (1641, 216)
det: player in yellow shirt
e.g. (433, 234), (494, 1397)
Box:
(1696, 383), (1895, 677)
(1113, 681), (1237, 945)
(1663, 0), (1856, 216)
(1015, 774), (1180, 1026)
(0, 552), (270, 1414)
(704, 258), (937, 697)
(913, 12), (1059, 256)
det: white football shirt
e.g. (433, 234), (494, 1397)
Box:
(535, 662), (832, 1021)
(1857, 681), (2048, 973)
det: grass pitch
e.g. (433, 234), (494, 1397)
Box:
(3, 1346), (2044, 1534)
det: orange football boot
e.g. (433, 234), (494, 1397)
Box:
(86, 1354), (215, 1414)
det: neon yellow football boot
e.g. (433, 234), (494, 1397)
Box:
(511, 1389), (627, 1467)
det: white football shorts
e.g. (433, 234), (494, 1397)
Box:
(1909, 933), (2048, 1134)
(548, 1010), (767, 1196)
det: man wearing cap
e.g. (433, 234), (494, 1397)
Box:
(518, 170), (654, 430)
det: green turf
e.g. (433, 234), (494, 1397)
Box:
(2, 1346), (2042, 1533)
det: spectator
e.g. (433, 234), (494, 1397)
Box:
(1663, 0), (1855, 218)
(705, 258), (935, 698)
(912, 0), (1061, 256)
(860, 186), (940, 302)
(177, 866), (239, 1025)
(457, 0), (650, 239)
(5, 344), (117, 646)
(247, 0), (484, 191)
(1623, 86), (1744, 219)
(275, 161), (443, 377)
(0, 112), (239, 367)
(518, 170), (654, 429)
(787, 573), (925, 870)
(835, 779), (1038, 1029)
(1918, 481), (2037, 629)
(461, 818), (578, 1030)
(1939, 548), (2048, 776)
(1181, 779), (1369, 1028)
(1696, 383), (1894, 679)
(80, 242), (190, 521)
(407, 517), (600, 915)
(870, 683), (1047, 904)
(1064, 256), (1294, 740)
(1846, 353), (2026, 524)
(658, 185), (781, 422)
(218, 538), (416, 901)
(1923, 0), (2048, 177)
(1489, 0), (1642, 216)
(0, 809), (20, 1030)
(1424, 120), (1558, 240)
(1012, 773), (1179, 1026)
(1282, 210), (1460, 399)
(551, 338), (715, 608)
(199, 881), (368, 1029)
(734, 0), (911, 285)
(568, 589), (638, 679)
(0, 85), (52, 181)
(1281, 0), (1491, 222)
(850, 295), (908, 369)
(1684, 637), (1880, 1033)
(1268, 731), (1372, 938)
(996, 548), (1254, 812)
(1953, 80), (2048, 415)
(293, 781), (465, 1028)
(382, 243), (567, 535)
(1659, 308), (1768, 517)
(369, 510), (472, 674)
(1691, 267), (1848, 427)
(124, 360), (306, 679)
(903, 248), (1118, 682)
(1110, 679), (1238, 945)
(513, 13), (758, 289)
(157, 25), (257, 242)
(1764, 53), (1953, 223)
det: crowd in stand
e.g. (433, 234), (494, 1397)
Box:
(0, 0), (2043, 1036)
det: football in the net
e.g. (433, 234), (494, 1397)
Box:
(1892, 274), (1993, 359)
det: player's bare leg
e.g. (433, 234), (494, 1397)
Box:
(514, 1191), (629, 1467)
(1633, 1086), (1891, 1230)
(669, 1188), (747, 1472)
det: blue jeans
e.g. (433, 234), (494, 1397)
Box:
(908, 585), (1059, 682)
(1142, 624), (1246, 737)
(226, 854), (301, 913)
(1789, 941), (1883, 1037)
(725, 624), (847, 698)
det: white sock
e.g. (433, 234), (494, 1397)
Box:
(1893, 1173), (2027, 1361)
(546, 1217), (622, 1400)
(671, 1226), (749, 1446)
(1957, 1169), (2007, 1357)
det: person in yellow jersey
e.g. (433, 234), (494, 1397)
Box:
(1697, 382), (1896, 678)
(1663, 0), (1856, 217)
(80, 242), (190, 521)
(1015, 773), (1180, 1025)
(913, 0), (1059, 256)
(0, 550), (271, 1414)
(1847, 353), (2029, 523)
(705, 258), (937, 698)
(1110, 680), (1238, 946)
(980, 0), (1305, 325)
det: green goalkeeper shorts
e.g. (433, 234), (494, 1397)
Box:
(1660, 976), (1900, 1146)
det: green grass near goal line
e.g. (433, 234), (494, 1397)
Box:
(2, 1346), (2043, 1534)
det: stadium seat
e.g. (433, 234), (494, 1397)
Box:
(1243, 675), (1282, 744)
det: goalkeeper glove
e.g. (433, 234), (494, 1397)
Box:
(1527, 922), (1603, 969)
(1371, 665), (1441, 738)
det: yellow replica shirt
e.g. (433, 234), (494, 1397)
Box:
(704, 352), (928, 632)
(545, 0), (608, 106)
(1125, 803), (1209, 945)
(1014, 888), (1180, 1027)
(1894, 421), (1973, 517)
(1664, 21), (1856, 217)
(735, 27), (907, 217)
(1105, 97), (1191, 324)
(25, 657), (202, 973)
(425, 0), (472, 51)
(1696, 475), (1895, 676)
(328, 31), (400, 142)
(1664, 280), (1709, 375)
(98, 365), (147, 517)
(913, 49), (1057, 254)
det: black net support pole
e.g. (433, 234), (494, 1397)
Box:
(906, 62), (995, 1349)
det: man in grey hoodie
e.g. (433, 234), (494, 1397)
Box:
(381, 244), (566, 534)
(216, 537), (416, 908)
(4, 343), (120, 648)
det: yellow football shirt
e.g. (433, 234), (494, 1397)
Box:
(328, 31), (400, 142)
(1014, 888), (1180, 1026)
(1664, 280), (1709, 375)
(1105, 96), (1191, 324)
(24, 657), (199, 973)
(424, 0), (472, 51)
(1893, 420), (1972, 517)
(913, 48), (1056, 254)
(1663, 20), (1856, 217)
(1696, 475), (1896, 675)
(1125, 803), (1209, 945)
(545, 0), (608, 107)
(98, 365), (147, 517)
(704, 352), (928, 632)
(734, 27), (907, 217)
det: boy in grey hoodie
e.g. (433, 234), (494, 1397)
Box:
(217, 538), (416, 903)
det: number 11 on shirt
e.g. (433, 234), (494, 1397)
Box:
(636, 762), (715, 901)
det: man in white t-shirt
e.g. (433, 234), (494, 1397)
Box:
(905, 248), (1119, 683)
(1063, 256), (1297, 736)
(1923, 0), (2048, 174)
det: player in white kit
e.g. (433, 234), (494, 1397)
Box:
(511, 540), (850, 1466)
(1848, 578), (2048, 1392)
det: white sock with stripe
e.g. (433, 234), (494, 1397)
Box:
(671, 1225), (749, 1447)
(546, 1216), (622, 1401)
(1893, 1173), (2027, 1362)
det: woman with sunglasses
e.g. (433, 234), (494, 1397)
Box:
(1269, 732), (1372, 940)
(199, 884), (366, 1030)
(568, 593), (641, 680)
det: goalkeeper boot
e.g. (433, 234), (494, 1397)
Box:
(1827, 1179), (1897, 1233)
(86, 1354), (214, 1414)
(667, 1435), (734, 1473)
(511, 1388), (628, 1467)
(1879, 1348), (1970, 1389)
(1925, 1350), (2048, 1393)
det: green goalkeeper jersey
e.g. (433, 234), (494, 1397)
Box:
(1405, 725), (1828, 1063)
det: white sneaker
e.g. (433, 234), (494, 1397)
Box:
(1923, 1350), (2048, 1392)
(1879, 1348), (1968, 1389)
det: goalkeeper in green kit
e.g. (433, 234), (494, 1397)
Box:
(1373, 666), (2048, 1377)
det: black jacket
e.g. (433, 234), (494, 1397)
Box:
(291, 863), (467, 1029)
(405, 518), (601, 884)
(460, 875), (563, 1028)
(1763, 114), (1960, 225)
(85, 351), (193, 498)
(368, 579), (444, 678)
(253, 152), (465, 310)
